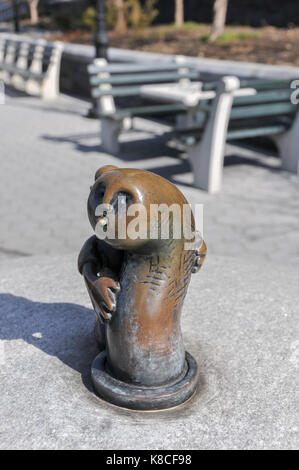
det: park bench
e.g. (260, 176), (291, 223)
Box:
(88, 57), (200, 154)
(88, 59), (298, 193)
(0, 36), (63, 99)
(175, 77), (299, 192)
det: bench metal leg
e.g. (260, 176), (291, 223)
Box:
(40, 42), (63, 100)
(0, 38), (6, 63)
(186, 76), (240, 193)
(91, 58), (122, 153)
(273, 113), (299, 174)
(100, 117), (122, 154)
(26, 40), (46, 96)
(0, 38), (6, 81)
(174, 55), (192, 86)
(2, 40), (17, 84)
(11, 41), (30, 91)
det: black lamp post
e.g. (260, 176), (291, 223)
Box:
(87, 0), (109, 118)
(12, 0), (20, 33)
(95, 0), (109, 60)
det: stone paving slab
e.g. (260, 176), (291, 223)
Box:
(1, 92), (299, 268)
(0, 254), (298, 450)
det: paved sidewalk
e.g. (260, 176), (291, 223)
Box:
(0, 254), (298, 450)
(0, 89), (298, 451)
(0, 90), (299, 267)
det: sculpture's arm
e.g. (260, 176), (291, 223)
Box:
(78, 236), (121, 321)
(78, 235), (101, 274)
(192, 234), (207, 274)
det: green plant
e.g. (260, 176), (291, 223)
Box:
(82, 7), (97, 32)
(216, 31), (260, 42)
(127, 0), (158, 30)
(106, 0), (118, 29)
(93, 0), (127, 31)
(177, 21), (200, 31)
(198, 30), (260, 44)
(200, 33), (211, 43)
(77, 0), (159, 34)
(81, 3), (119, 32)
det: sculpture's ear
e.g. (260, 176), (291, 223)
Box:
(95, 165), (118, 181)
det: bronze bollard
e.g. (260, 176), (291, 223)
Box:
(78, 166), (206, 410)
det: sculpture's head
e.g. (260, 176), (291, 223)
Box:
(87, 165), (195, 251)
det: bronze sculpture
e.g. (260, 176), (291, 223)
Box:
(78, 165), (206, 410)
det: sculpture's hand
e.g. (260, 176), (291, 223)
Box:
(82, 263), (120, 322)
(91, 276), (120, 321)
(192, 236), (207, 274)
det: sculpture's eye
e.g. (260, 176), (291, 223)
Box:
(94, 185), (106, 205)
(98, 188), (105, 200)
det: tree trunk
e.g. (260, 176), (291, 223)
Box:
(115, 0), (127, 34)
(210, 0), (228, 41)
(175, 0), (184, 27)
(28, 0), (39, 25)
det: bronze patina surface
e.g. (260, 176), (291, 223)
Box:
(78, 166), (206, 410)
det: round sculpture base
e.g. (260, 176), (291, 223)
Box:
(91, 351), (200, 411)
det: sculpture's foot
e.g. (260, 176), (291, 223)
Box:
(91, 351), (200, 411)
(94, 319), (106, 351)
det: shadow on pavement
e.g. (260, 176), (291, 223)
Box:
(41, 132), (183, 161)
(4, 87), (90, 116)
(0, 293), (98, 392)
(224, 153), (281, 170)
(40, 127), (283, 189)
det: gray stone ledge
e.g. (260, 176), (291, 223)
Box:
(63, 42), (299, 80)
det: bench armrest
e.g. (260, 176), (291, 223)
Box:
(233, 87), (256, 97)
(183, 87), (256, 108)
(140, 84), (255, 109)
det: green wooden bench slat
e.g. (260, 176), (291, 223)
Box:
(88, 62), (195, 75)
(202, 78), (294, 93)
(202, 81), (217, 91)
(239, 79), (293, 89)
(233, 89), (292, 106)
(1, 64), (45, 79)
(193, 92), (296, 121)
(100, 103), (187, 120)
(92, 85), (142, 98)
(230, 102), (296, 120)
(174, 124), (288, 143)
(90, 71), (198, 86)
(227, 125), (289, 140)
